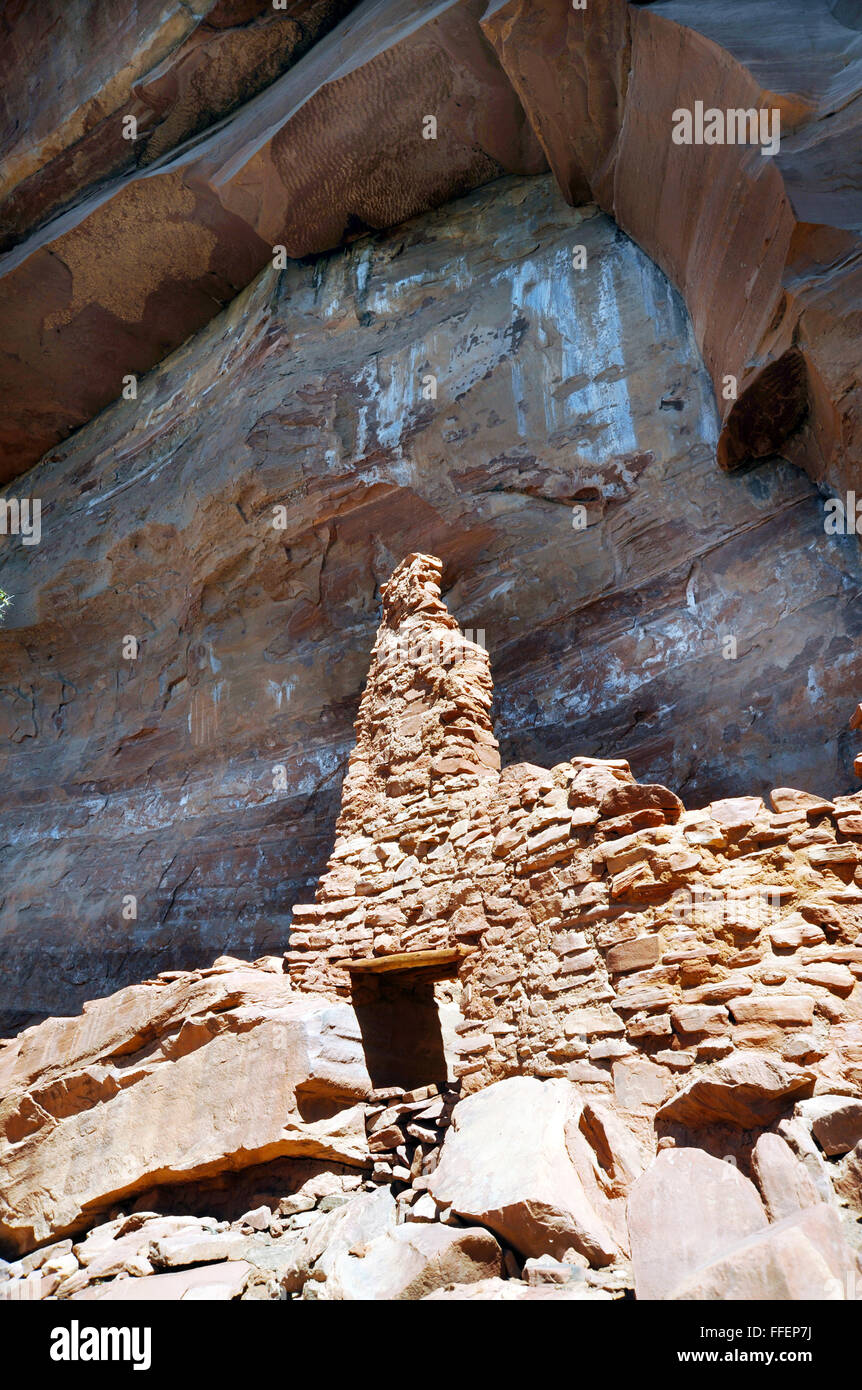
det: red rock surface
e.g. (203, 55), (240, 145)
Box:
(0, 0), (545, 478)
(0, 955), (373, 1253)
(482, 0), (862, 501)
(2, 175), (861, 1033)
(2, 0), (861, 493)
(0, 3), (360, 253)
(2, 0), (862, 1311)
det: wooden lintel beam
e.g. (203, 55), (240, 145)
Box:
(343, 946), (475, 975)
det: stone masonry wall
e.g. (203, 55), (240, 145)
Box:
(459, 766), (862, 1101)
(286, 554), (500, 994)
(290, 554), (862, 1107)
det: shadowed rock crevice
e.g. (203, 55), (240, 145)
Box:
(718, 349), (811, 471)
(349, 975), (452, 1091)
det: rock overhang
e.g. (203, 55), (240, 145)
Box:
(0, 0), (860, 502)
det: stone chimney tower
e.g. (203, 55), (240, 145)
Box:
(286, 554), (500, 995)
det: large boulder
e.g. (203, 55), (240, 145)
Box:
(280, 1187), (397, 1296)
(149, 1230), (248, 1270)
(656, 1052), (816, 1130)
(627, 1148), (768, 1300)
(751, 1133), (824, 1221)
(668, 1206), (860, 1301)
(312, 1223), (503, 1301)
(427, 1077), (619, 1265)
(795, 1096), (862, 1157)
(776, 1116), (839, 1204)
(0, 962), (372, 1255)
(72, 1261), (254, 1302)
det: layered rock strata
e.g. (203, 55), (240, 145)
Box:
(3, 174), (861, 1034)
(0, 1), (359, 254)
(0, 0), (545, 477)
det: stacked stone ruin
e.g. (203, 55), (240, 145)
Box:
(288, 554), (862, 1109)
(286, 552), (500, 993)
(364, 1081), (459, 1198)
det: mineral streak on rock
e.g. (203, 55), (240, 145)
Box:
(2, 173), (861, 1034)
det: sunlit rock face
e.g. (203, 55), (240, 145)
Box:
(1, 172), (860, 1032)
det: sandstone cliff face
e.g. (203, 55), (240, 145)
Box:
(2, 0), (862, 1312)
(0, 0), (545, 478)
(0, 2), (359, 254)
(482, 0), (862, 506)
(2, 0), (860, 503)
(2, 175), (860, 1033)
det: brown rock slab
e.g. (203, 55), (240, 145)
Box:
(627, 1148), (767, 1302)
(770, 788), (835, 816)
(427, 1077), (618, 1265)
(751, 1132), (824, 1221)
(150, 1230), (248, 1269)
(728, 995), (816, 1027)
(599, 783), (683, 823)
(707, 798), (765, 831)
(612, 1059), (671, 1111)
(670, 1004), (729, 1036)
(606, 935), (661, 975)
(72, 1260), (253, 1301)
(0, 967), (372, 1254)
(796, 1096), (862, 1157)
(657, 1052), (816, 1130)
(668, 1206), (857, 1302)
(316, 1222), (503, 1301)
